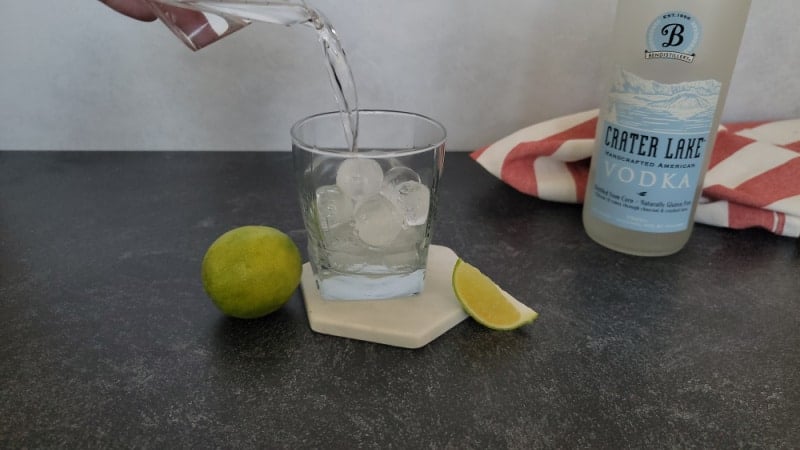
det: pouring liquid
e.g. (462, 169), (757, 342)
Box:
(151, 0), (359, 151)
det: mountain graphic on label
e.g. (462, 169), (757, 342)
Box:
(605, 67), (721, 134)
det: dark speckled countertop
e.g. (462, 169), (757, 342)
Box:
(1, 151), (798, 448)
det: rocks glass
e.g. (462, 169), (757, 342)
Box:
(292, 110), (446, 300)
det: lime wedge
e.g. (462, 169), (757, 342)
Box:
(452, 259), (538, 330)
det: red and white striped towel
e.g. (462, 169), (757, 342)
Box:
(471, 110), (800, 238)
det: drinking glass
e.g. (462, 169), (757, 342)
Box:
(292, 110), (446, 300)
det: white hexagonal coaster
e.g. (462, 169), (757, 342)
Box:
(300, 245), (467, 349)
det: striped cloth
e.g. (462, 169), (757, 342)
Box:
(471, 110), (800, 238)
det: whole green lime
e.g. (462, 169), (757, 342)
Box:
(201, 226), (302, 319)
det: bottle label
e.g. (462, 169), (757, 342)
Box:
(645, 11), (701, 63)
(589, 66), (721, 233)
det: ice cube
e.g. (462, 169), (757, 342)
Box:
(322, 222), (366, 271)
(335, 158), (383, 201)
(315, 185), (354, 231)
(386, 224), (426, 250)
(381, 249), (421, 270)
(381, 166), (421, 194)
(389, 180), (430, 227)
(353, 194), (403, 247)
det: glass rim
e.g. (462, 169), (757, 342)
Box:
(290, 109), (447, 157)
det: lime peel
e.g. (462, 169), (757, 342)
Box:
(452, 259), (538, 330)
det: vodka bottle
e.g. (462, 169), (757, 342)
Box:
(582, 0), (752, 256)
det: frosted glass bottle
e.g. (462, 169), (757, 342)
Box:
(582, 0), (752, 256)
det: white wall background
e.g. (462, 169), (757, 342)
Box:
(1, 0), (798, 151)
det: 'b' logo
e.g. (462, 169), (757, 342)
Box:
(646, 11), (700, 62)
(660, 23), (685, 48)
